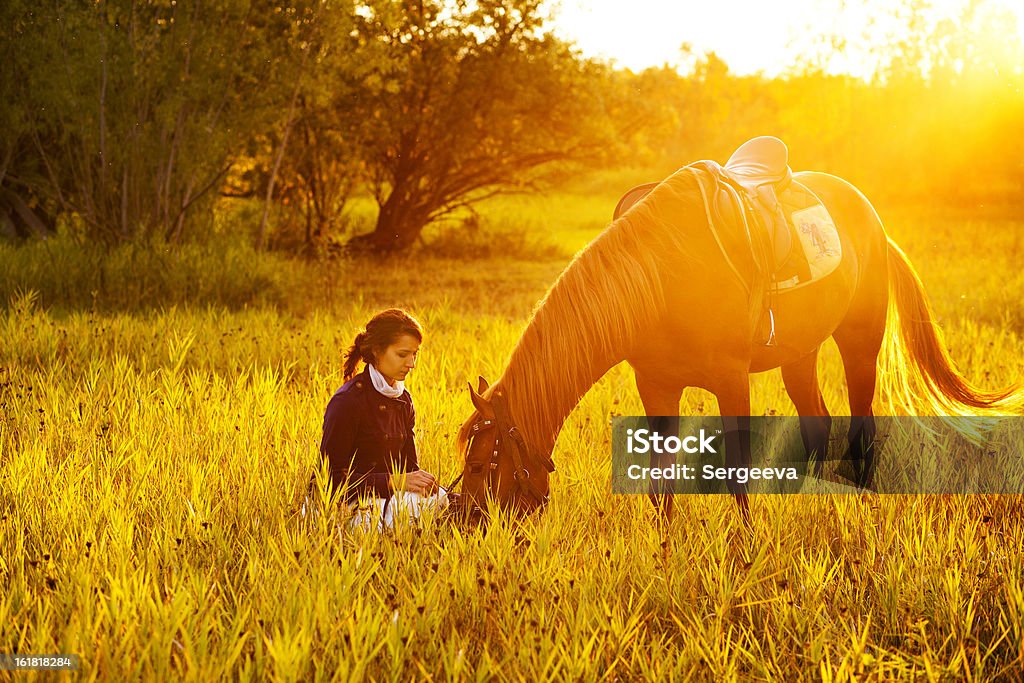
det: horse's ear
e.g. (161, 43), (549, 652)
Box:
(477, 376), (489, 394)
(468, 381), (490, 414)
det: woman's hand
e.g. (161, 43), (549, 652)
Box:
(390, 469), (439, 496)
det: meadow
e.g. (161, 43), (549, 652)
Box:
(2, 185), (1023, 681)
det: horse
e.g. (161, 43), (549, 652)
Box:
(449, 156), (1022, 520)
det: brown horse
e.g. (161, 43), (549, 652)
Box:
(453, 165), (1022, 519)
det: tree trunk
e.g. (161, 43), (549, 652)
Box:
(347, 193), (428, 254)
(257, 88), (300, 251)
(0, 187), (51, 240)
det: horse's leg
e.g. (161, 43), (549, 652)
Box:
(634, 373), (683, 520)
(781, 349), (832, 476)
(833, 280), (887, 489)
(712, 373), (752, 521)
(833, 341), (881, 488)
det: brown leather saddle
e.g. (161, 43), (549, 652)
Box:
(615, 136), (809, 276)
(613, 137), (818, 344)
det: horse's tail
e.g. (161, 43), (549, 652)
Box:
(878, 237), (1023, 415)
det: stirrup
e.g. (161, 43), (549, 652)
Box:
(764, 308), (777, 347)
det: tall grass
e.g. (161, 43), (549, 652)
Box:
(2, 192), (1023, 679)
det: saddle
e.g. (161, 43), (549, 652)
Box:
(614, 137), (804, 275)
(721, 136), (797, 273)
(613, 136), (842, 345)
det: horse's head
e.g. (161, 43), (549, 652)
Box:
(450, 376), (555, 520)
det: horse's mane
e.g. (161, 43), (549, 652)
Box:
(457, 168), (720, 460)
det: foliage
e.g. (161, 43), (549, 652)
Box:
(1, 0), (333, 246)
(343, 0), (615, 252)
(599, 2), (1024, 204)
(0, 1), (60, 241)
(2, 0), (1023, 253)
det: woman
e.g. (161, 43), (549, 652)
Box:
(307, 308), (448, 531)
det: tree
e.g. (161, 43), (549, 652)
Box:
(345, 0), (612, 253)
(279, 94), (364, 252)
(239, 2), (367, 254)
(2, 0), (339, 246)
(0, 0), (60, 241)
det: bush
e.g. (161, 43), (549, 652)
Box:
(0, 235), (290, 314)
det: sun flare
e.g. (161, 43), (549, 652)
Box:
(547, 0), (1024, 79)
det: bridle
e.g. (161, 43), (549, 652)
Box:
(444, 390), (555, 517)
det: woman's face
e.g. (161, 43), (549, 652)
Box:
(375, 334), (420, 385)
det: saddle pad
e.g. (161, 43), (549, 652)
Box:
(774, 181), (842, 290)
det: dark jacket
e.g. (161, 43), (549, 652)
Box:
(317, 365), (419, 501)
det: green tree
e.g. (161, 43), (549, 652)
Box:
(0, 0), (61, 241)
(3, 0), (339, 246)
(345, 0), (612, 253)
(237, 2), (368, 253)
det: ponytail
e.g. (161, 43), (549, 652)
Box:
(342, 332), (369, 381)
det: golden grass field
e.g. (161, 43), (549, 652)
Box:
(2, 189), (1023, 680)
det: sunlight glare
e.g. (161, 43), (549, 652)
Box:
(546, 0), (1024, 79)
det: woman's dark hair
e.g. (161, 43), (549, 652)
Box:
(343, 309), (423, 381)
